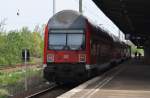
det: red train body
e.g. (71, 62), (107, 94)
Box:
(43, 10), (130, 83)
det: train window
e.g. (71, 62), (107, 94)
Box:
(48, 30), (85, 50)
(68, 34), (85, 50)
(49, 34), (66, 50)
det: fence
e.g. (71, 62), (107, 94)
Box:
(0, 63), (46, 98)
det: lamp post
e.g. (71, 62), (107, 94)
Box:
(79, 0), (82, 14)
(22, 49), (30, 91)
(53, 0), (56, 15)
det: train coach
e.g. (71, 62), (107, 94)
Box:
(43, 10), (130, 84)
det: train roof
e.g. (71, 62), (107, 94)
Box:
(48, 10), (86, 29)
(48, 10), (125, 46)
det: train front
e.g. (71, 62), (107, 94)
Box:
(43, 10), (87, 83)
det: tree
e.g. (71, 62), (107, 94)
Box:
(0, 26), (44, 66)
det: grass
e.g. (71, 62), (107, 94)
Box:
(0, 67), (43, 97)
(0, 70), (24, 86)
(0, 57), (42, 68)
(0, 89), (9, 98)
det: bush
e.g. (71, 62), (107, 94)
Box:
(0, 67), (43, 97)
(0, 89), (9, 98)
(0, 27), (43, 66)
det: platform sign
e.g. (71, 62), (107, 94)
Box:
(22, 49), (30, 62)
(22, 49), (30, 91)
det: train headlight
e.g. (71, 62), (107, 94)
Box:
(47, 54), (54, 62)
(79, 54), (86, 62)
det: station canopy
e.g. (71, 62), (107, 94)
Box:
(93, 0), (150, 47)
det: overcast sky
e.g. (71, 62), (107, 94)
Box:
(0, 0), (125, 40)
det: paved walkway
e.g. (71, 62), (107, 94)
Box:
(57, 59), (150, 98)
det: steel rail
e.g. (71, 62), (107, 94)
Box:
(25, 84), (57, 98)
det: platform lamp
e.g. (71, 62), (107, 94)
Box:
(53, 0), (56, 15)
(79, 0), (82, 14)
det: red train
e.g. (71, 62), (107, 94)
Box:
(43, 10), (130, 84)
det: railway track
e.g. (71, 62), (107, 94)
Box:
(25, 83), (57, 98)
(0, 64), (40, 69)
(24, 83), (78, 98)
(0, 63), (42, 73)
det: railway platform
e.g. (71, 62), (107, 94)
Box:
(57, 59), (150, 98)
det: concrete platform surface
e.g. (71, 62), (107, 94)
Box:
(57, 59), (150, 98)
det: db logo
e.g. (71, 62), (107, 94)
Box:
(64, 54), (69, 59)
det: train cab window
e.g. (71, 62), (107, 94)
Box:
(48, 30), (85, 50)
(49, 34), (66, 50)
(68, 34), (85, 50)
